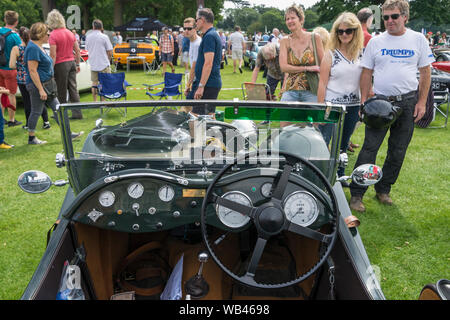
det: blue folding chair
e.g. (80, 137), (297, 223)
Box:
(97, 72), (131, 116)
(143, 72), (183, 100)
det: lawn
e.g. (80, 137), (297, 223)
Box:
(0, 62), (448, 300)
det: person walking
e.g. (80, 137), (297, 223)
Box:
(47, 9), (83, 119)
(24, 22), (83, 145)
(183, 17), (202, 99)
(0, 10), (22, 127)
(9, 26), (49, 130)
(228, 26), (245, 74)
(159, 27), (175, 75)
(190, 8), (222, 116)
(85, 19), (113, 102)
(279, 5), (324, 114)
(349, 0), (434, 212)
(317, 12), (364, 184)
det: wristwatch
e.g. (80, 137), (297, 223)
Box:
(198, 83), (204, 88)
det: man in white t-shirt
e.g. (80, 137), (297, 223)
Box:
(349, 0), (434, 212)
(183, 17), (202, 98)
(228, 26), (245, 73)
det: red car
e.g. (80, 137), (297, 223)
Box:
(80, 49), (88, 61)
(432, 61), (450, 73)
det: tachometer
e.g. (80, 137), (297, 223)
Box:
(99, 191), (115, 207)
(216, 191), (252, 228)
(283, 191), (319, 227)
(260, 182), (273, 198)
(128, 182), (144, 199)
(158, 185), (175, 202)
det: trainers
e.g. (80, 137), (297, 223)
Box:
(43, 122), (51, 129)
(375, 193), (393, 206)
(7, 119), (22, 127)
(349, 196), (366, 212)
(0, 142), (14, 149)
(28, 137), (47, 145)
(239, 66), (243, 74)
(71, 131), (84, 140)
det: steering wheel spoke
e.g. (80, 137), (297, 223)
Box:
(213, 192), (255, 218)
(287, 222), (332, 244)
(271, 164), (293, 201)
(245, 237), (268, 278)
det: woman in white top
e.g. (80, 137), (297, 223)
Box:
(317, 12), (364, 179)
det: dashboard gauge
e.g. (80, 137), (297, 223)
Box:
(158, 185), (175, 202)
(283, 191), (319, 227)
(260, 182), (273, 198)
(99, 191), (115, 207)
(128, 182), (144, 199)
(216, 191), (252, 229)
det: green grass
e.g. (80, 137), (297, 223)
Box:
(0, 62), (449, 300)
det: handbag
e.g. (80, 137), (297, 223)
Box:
(42, 77), (57, 98)
(305, 32), (319, 95)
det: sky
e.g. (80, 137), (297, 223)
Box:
(224, 0), (320, 11)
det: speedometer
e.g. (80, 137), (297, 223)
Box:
(216, 191), (252, 229)
(99, 191), (115, 207)
(283, 191), (319, 227)
(128, 182), (144, 199)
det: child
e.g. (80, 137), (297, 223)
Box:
(0, 87), (15, 149)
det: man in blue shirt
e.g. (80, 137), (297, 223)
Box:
(191, 8), (222, 116)
(0, 10), (22, 127)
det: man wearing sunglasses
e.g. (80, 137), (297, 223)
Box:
(183, 17), (202, 100)
(349, 0), (434, 212)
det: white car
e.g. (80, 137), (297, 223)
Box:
(15, 43), (91, 97)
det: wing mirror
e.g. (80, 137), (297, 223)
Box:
(18, 170), (68, 194)
(338, 164), (382, 187)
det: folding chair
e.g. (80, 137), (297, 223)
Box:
(146, 52), (162, 75)
(429, 88), (449, 128)
(241, 82), (273, 125)
(143, 72), (183, 100)
(97, 72), (131, 116)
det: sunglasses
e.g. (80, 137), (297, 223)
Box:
(337, 28), (356, 35)
(383, 14), (401, 21)
(184, 27), (194, 31)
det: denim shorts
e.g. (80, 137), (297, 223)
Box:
(161, 52), (173, 62)
(281, 90), (317, 103)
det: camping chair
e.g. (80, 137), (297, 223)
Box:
(242, 82), (272, 125)
(145, 51), (162, 75)
(143, 72), (183, 100)
(97, 72), (131, 116)
(430, 88), (449, 128)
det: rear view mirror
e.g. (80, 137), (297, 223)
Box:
(17, 170), (53, 194)
(351, 164), (382, 186)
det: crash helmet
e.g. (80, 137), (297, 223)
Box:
(360, 96), (402, 129)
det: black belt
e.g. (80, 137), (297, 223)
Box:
(385, 91), (417, 103)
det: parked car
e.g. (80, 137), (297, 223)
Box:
(15, 44), (91, 98)
(243, 41), (267, 70)
(112, 37), (160, 68)
(18, 100), (448, 301)
(433, 48), (450, 62)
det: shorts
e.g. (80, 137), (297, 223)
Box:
(281, 90), (317, 103)
(232, 49), (243, 60)
(182, 51), (189, 64)
(91, 66), (111, 83)
(0, 69), (18, 94)
(161, 52), (173, 62)
(187, 86), (221, 115)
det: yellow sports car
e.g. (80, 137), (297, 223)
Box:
(113, 37), (160, 67)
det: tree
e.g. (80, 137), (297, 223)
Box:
(260, 9), (285, 33)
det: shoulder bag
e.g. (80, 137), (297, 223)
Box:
(305, 32), (319, 95)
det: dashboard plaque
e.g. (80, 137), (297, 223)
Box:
(183, 189), (206, 197)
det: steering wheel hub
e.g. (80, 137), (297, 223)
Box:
(257, 206), (285, 234)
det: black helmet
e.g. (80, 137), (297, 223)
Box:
(360, 96), (402, 129)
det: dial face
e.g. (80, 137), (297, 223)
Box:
(158, 185), (175, 202)
(99, 191), (115, 207)
(216, 191), (252, 229)
(260, 182), (273, 198)
(283, 191), (319, 227)
(128, 182), (144, 199)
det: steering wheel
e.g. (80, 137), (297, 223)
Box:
(200, 151), (339, 289)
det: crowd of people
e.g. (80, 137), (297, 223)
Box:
(0, 0), (440, 215)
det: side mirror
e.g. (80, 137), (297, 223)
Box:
(17, 170), (53, 194)
(17, 170), (69, 194)
(338, 164), (382, 187)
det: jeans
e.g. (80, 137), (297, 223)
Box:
(281, 90), (317, 103)
(26, 82), (60, 133)
(18, 83), (48, 127)
(0, 106), (4, 143)
(350, 96), (417, 197)
(266, 75), (283, 98)
(337, 105), (360, 176)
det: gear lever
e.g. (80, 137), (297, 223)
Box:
(185, 251), (210, 299)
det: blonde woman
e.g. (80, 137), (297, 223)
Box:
(317, 12), (364, 180)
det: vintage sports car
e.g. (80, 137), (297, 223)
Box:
(18, 100), (448, 301)
(112, 37), (160, 68)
